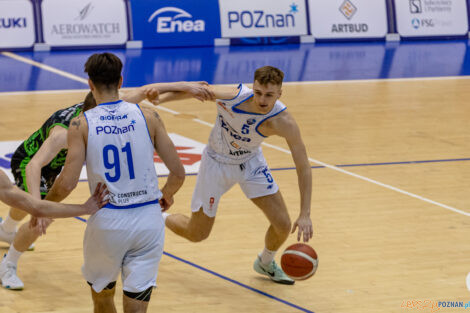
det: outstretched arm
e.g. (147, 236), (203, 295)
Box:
(269, 111), (313, 242)
(45, 116), (87, 202)
(25, 125), (68, 199)
(0, 170), (107, 218)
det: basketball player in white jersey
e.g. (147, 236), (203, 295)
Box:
(44, 53), (185, 313)
(159, 66), (313, 285)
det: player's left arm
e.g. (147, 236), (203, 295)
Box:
(270, 111), (313, 242)
(45, 115), (87, 202)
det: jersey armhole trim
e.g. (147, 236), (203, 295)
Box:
(220, 83), (243, 101)
(255, 107), (287, 138)
(45, 123), (68, 139)
(135, 104), (153, 146)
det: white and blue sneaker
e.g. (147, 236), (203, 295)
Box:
(0, 255), (24, 290)
(253, 257), (295, 285)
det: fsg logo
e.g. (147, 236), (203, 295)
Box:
(148, 7), (205, 33)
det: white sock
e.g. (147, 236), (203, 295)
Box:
(162, 212), (169, 222)
(1, 213), (19, 233)
(4, 245), (22, 265)
(259, 247), (276, 266)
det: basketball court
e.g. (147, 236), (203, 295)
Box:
(0, 43), (469, 313)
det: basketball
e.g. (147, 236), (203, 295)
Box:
(281, 243), (318, 280)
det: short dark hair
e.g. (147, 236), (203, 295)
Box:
(84, 52), (122, 90)
(82, 91), (96, 112)
(254, 66), (284, 86)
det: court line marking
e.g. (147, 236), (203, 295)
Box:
(71, 217), (314, 313)
(3, 51), (469, 217)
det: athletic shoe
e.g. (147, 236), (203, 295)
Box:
(253, 256), (295, 285)
(0, 255), (24, 290)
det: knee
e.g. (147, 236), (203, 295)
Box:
(275, 217), (292, 235)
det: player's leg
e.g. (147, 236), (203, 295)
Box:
(165, 149), (234, 242)
(0, 207), (28, 243)
(90, 282), (118, 313)
(122, 203), (164, 313)
(240, 154), (293, 284)
(165, 209), (215, 242)
(0, 166), (31, 243)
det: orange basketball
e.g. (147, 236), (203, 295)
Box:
(281, 243), (318, 280)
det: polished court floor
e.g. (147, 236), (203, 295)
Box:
(0, 44), (469, 313)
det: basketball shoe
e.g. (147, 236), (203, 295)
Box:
(253, 256), (294, 285)
(0, 255), (24, 290)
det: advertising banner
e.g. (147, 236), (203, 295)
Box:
(41, 0), (128, 47)
(219, 0), (308, 38)
(130, 0), (221, 47)
(308, 0), (388, 39)
(395, 0), (468, 37)
(0, 0), (35, 49)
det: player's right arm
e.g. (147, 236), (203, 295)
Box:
(0, 170), (107, 218)
(151, 83), (239, 104)
(141, 107), (185, 211)
(25, 125), (68, 199)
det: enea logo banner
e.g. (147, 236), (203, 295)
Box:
(0, 0), (35, 48)
(219, 0), (308, 38)
(130, 0), (221, 48)
(308, 0), (388, 39)
(395, 0), (468, 37)
(41, 0), (128, 47)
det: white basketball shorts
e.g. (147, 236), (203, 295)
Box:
(82, 203), (165, 293)
(191, 148), (279, 218)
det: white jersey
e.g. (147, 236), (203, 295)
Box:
(208, 84), (286, 164)
(85, 100), (161, 208)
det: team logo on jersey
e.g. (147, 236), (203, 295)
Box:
(230, 141), (241, 149)
(100, 114), (128, 121)
(246, 118), (256, 125)
(95, 122), (135, 135)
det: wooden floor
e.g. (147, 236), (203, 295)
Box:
(0, 79), (470, 313)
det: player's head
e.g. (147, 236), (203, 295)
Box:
(82, 91), (97, 112)
(253, 66), (284, 113)
(84, 52), (123, 95)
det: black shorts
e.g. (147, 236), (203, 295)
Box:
(10, 158), (52, 200)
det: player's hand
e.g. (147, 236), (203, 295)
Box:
(291, 214), (313, 242)
(159, 195), (174, 212)
(183, 81), (215, 102)
(143, 86), (160, 105)
(29, 216), (54, 236)
(83, 183), (109, 215)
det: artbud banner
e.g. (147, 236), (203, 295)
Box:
(219, 0), (308, 38)
(309, 0), (388, 39)
(0, 0), (35, 49)
(395, 0), (468, 37)
(130, 0), (221, 48)
(41, 0), (128, 47)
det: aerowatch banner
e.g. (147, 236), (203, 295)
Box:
(308, 0), (388, 39)
(41, 0), (128, 47)
(395, 0), (469, 37)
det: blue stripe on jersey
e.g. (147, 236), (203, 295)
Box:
(231, 94), (257, 115)
(255, 107), (287, 138)
(104, 198), (159, 210)
(98, 100), (123, 106)
(221, 84), (243, 101)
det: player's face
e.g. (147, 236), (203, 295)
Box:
(252, 81), (282, 114)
